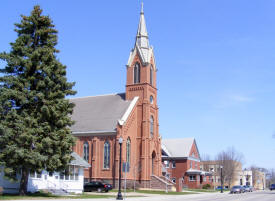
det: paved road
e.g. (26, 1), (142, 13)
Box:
(125, 190), (275, 201)
(17, 190), (275, 201)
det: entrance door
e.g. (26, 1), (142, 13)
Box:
(152, 151), (156, 175)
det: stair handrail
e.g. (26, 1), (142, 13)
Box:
(46, 179), (57, 190)
(59, 180), (69, 192)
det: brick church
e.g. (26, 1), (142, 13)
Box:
(70, 5), (165, 189)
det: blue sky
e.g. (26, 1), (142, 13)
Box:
(1, 0), (275, 169)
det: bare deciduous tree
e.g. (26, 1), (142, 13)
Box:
(266, 168), (275, 187)
(216, 147), (244, 188)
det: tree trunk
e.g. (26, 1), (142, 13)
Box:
(19, 168), (29, 195)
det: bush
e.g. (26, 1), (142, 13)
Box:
(202, 184), (211, 189)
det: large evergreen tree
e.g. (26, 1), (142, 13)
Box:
(0, 5), (76, 195)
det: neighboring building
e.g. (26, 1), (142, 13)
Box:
(200, 161), (222, 188)
(0, 152), (90, 194)
(200, 160), (245, 188)
(70, 5), (166, 190)
(162, 138), (212, 191)
(253, 170), (266, 190)
(239, 170), (252, 186)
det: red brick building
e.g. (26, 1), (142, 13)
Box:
(162, 138), (212, 191)
(70, 5), (168, 189)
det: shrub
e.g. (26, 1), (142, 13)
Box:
(202, 184), (211, 189)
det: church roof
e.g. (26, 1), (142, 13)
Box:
(162, 138), (200, 159)
(70, 93), (138, 135)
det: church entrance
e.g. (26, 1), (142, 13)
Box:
(152, 151), (156, 175)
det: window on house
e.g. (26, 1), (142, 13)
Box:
(172, 161), (176, 168)
(60, 166), (79, 181)
(83, 141), (89, 162)
(150, 65), (153, 85)
(74, 167), (79, 180)
(104, 141), (110, 169)
(203, 176), (207, 182)
(30, 171), (42, 179)
(172, 178), (176, 183)
(150, 116), (154, 138)
(60, 171), (64, 180)
(65, 168), (69, 180)
(30, 170), (35, 178)
(190, 161), (192, 169)
(126, 138), (131, 168)
(195, 162), (197, 169)
(189, 175), (196, 181)
(134, 62), (140, 84)
(69, 166), (74, 180)
(164, 160), (169, 168)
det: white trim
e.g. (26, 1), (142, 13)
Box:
(187, 157), (201, 162)
(161, 144), (172, 157)
(118, 96), (139, 126)
(127, 48), (136, 68)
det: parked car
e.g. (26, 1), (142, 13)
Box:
(243, 185), (253, 192)
(216, 186), (228, 190)
(84, 181), (113, 192)
(230, 185), (244, 194)
(270, 184), (275, 190)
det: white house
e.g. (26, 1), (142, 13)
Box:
(0, 152), (90, 194)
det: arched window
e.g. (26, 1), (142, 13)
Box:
(126, 138), (131, 167)
(134, 63), (140, 84)
(103, 141), (110, 169)
(150, 65), (153, 85)
(83, 141), (89, 162)
(150, 116), (154, 138)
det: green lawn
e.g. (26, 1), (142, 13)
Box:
(0, 189), (197, 200)
(183, 188), (230, 193)
(0, 192), (114, 200)
(183, 188), (217, 193)
(111, 189), (196, 195)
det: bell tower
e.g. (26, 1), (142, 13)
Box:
(125, 3), (161, 184)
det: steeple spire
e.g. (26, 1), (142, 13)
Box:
(127, 2), (155, 67)
(135, 2), (149, 49)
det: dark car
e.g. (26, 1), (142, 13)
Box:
(84, 181), (113, 192)
(270, 184), (275, 191)
(230, 185), (243, 194)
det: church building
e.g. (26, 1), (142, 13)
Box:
(71, 5), (168, 189)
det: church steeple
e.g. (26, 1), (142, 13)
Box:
(125, 3), (161, 180)
(127, 3), (155, 67)
(135, 2), (149, 49)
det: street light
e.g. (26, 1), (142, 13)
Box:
(220, 165), (223, 193)
(116, 137), (123, 200)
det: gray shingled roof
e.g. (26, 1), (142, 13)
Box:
(70, 152), (91, 168)
(70, 93), (132, 133)
(162, 138), (196, 158)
